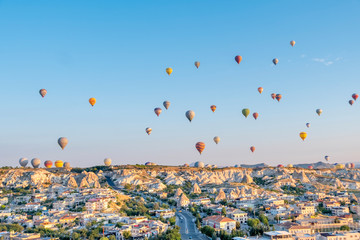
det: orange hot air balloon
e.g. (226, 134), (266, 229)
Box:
(55, 160), (63, 168)
(194, 61), (200, 69)
(250, 146), (255, 152)
(166, 68), (173, 76)
(308, 166), (314, 170)
(89, 98), (96, 106)
(258, 87), (263, 94)
(235, 55), (242, 64)
(273, 58), (279, 65)
(276, 94), (282, 102)
(290, 40), (296, 47)
(39, 89), (47, 98)
(44, 160), (53, 168)
(300, 132), (307, 141)
(195, 142), (205, 155)
(271, 93), (276, 100)
(154, 108), (162, 117)
(253, 112), (259, 120)
(145, 127), (152, 135)
(210, 105), (216, 112)
(349, 100), (354, 106)
(352, 93), (358, 101)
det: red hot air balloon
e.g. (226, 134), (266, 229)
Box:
(350, 163), (355, 168)
(44, 160), (53, 168)
(195, 142), (205, 155)
(277, 164), (284, 168)
(349, 100), (354, 106)
(352, 94), (358, 101)
(308, 166), (314, 169)
(210, 105), (216, 112)
(271, 93), (276, 100)
(154, 108), (162, 117)
(235, 55), (242, 64)
(253, 112), (259, 120)
(250, 146), (255, 152)
(276, 94), (282, 102)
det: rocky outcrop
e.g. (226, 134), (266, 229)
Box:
(215, 189), (226, 202)
(192, 183), (201, 194)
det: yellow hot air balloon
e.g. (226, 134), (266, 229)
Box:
(55, 160), (64, 168)
(89, 98), (96, 106)
(299, 132), (307, 141)
(166, 68), (173, 76)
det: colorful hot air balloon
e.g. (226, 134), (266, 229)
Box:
(290, 40), (296, 47)
(276, 94), (282, 102)
(195, 142), (205, 155)
(271, 93), (276, 100)
(194, 61), (200, 69)
(89, 98), (96, 106)
(316, 109), (322, 116)
(258, 87), (263, 94)
(146, 127), (152, 135)
(306, 123), (310, 128)
(163, 101), (170, 110)
(58, 137), (68, 150)
(325, 156), (329, 161)
(277, 164), (284, 168)
(213, 136), (220, 144)
(64, 162), (70, 168)
(39, 89), (47, 98)
(242, 108), (250, 118)
(349, 100), (354, 106)
(308, 166), (314, 170)
(44, 160), (53, 168)
(300, 132), (307, 141)
(31, 158), (41, 168)
(186, 110), (195, 122)
(19, 158), (28, 167)
(210, 105), (216, 112)
(235, 55), (242, 64)
(250, 146), (255, 153)
(154, 108), (162, 117)
(350, 163), (355, 168)
(273, 58), (279, 65)
(166, 68), (173, 75)
(253, 112), (259, 120)
(352, 93), (358, 101)
(287, 164), (293, 168)
(104, 158), (112, 166)
(55, 160), (64, 168)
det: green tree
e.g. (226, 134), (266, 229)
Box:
(236, 221), (241, 229)
(340, 225), (350, 231)
(221, 207), (227, 216)
(201, 226), (215, 237)
(168, 216), (176, 226)
(259, 214), (269, 226)
(123, 231), (131, 239)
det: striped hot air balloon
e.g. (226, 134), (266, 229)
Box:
(39, 89), (47, 98)
(19, 158), (28, 167)
(55, 160), (63, 168)
(271, 93), (276, 100)
(145, 128), (152, 135)
(195, 142), (205, 155)
(163, 101), (170, 110)
(210, 105), (216, 112)
(44, 160), (53, 168)
(276, 94), (282, 102)
(31, 158), (41, 168)
(154, 108), (162, 117)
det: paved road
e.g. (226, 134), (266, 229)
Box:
(176, 211), (209, 240)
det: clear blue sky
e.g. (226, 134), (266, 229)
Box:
(1, 0), (360, 167)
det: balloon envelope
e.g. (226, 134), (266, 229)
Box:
(242, 109), (250, 118)
(250, 146), (255, 152)
(194, 61), (200, 68)
(253, 112), (259, 120)
(44, 160), (53, 168)
(316, 109), (323, 116)
(104, 158), (112, 166)
(55, 160), (64, 168)
(258, 87), (263, 94)
(290, 40), (295, 47)
(154, 108), (162, 117)
(166, 68), (173, 75)
(186, 110), (195, 122)
(325, 156), (329, 161)
(352, 93), (358, 101)
(300, 132), (307, 141)
(273, 58), (279, 65)
(31, 158), (41, 168)
(213, 136), (220, 144)
(276, 94), (282, 102)
(235, 55), (242, 64)
(39, 89), (47, 98)
(146, 127), (152, 135)
(89, 98), (96, 106)
(306, 123), (310, 128)
(19, 158), (28, 167)
(163, 101), (170, 110)
(349, 100), (354, 106)
(195, 142), (205, 155)
(210, 105), (216, 112)
(64, 162), (70, 168)
(271, 93), (276, 99)
(58, 137), (68, 150)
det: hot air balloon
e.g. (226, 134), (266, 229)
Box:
(213, 136), (220, 144)
(349, 100), (354, 106)
(194, 61), (200, 69)
(258, 87), (263, 94)
(350, 163), (355, 168)
(104, 158), (112, 166)
(210, 105), (216, 112)
(39, 89), (47, 98)
(166, 68), (173, 75)
(250, 146), (255, 152)
(58, 137), (68, 150)
(235, 55), (242, 64)
(55, 160), (64, 168)
(325, 156), (329, 161)
(64, 162), (70, 168)
(146, 127), (152, 135)
(89, 98), (96, 106)
(253, 112), (259, 120)
(194, 161), (205, 168)
(308, 166), (314, 170)
(316, 109), (322, 116)
(242, 109), (250, 118)
(290, 40), (296, 47)
(31, 158), (41, 168)
(19, 158), (28, 167)
(154, 108), (162, 117)
(44, 160), (53, 168)
(163, 101), (170, 110)
(195, 142), (205, 155)
(271, 93), (276, 100)
(352, 93), (358, 101)
(287, 164), (293, 168)
(306, 123), (310, 128)
(273, 58), (279, 65)
(277, 164), (284, 168)
(186, 110), (195, 122)
(183, 163), (189, 167)
(300, 132), (307, 141)
(276, 94), (282, 102)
